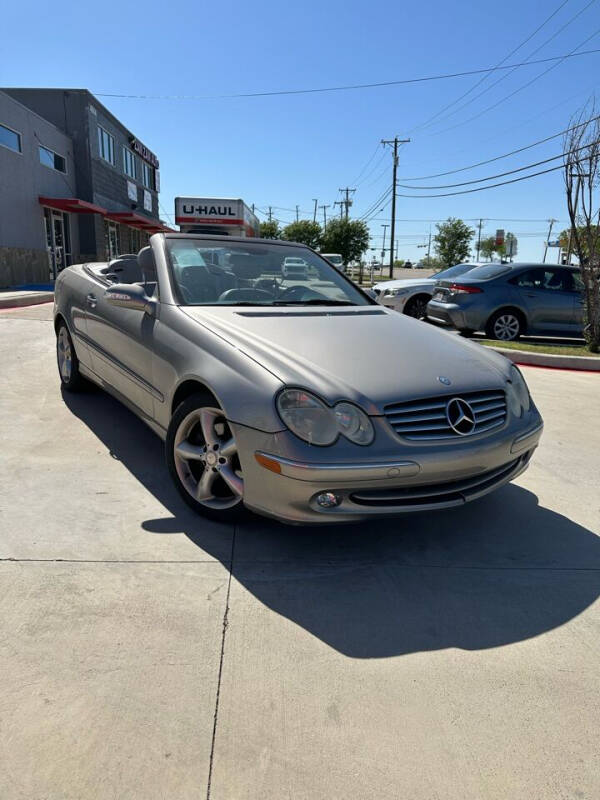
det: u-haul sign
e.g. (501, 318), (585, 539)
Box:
(175, 197), (243, 224)
(174, 197), (259, 237)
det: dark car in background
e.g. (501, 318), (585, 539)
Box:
(426, 263), (584, 340)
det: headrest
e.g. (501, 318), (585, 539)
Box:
(228, 253), (262, 279)
(138, 246), (157, 280)
(100, 255), (142, 283)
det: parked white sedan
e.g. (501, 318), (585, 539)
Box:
(374, 263), (480, 318)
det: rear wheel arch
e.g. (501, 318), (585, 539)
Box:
(486, 306), (527, 339)
(54, 313), (67, 335)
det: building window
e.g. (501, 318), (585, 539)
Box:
(98, 125), (115, 165)
(39, 145), (66, 173)
(123, 147), (137, 179)
(142, 161), (155, 190)
(0, 123), (22, 153)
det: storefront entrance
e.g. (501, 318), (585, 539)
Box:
(43, 208), (71, 280)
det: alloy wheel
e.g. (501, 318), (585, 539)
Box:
(406, 298), (428, 319)
(173, 407), (243, 509)
(57, 327), (72, 381)
(493, 314), (520, 341)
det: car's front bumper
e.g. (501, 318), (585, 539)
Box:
(231, 413), (543, 525)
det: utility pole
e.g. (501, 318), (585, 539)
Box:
(319, 204), (330, 231)
(427, 224), (432, 259)
(295, 205), (300, 222)
(334, 200), (344, 218)
(312, 199), (318, 223)
(268, 206), (273, 222)
(543, 217), (557, 263)
(381, 137), (410, 278)
(475, 219), (484, 261)
(338, 187), (356, 219)
(381, 224), (389, 265)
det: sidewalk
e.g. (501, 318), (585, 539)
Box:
(0, 289), (54, 310)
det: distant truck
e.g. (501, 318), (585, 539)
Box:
(175, 197), (259, 237)
(320, 253), (344, 270)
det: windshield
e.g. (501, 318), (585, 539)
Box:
(165, 239), (372, 306)
(434, 263), (476, 281)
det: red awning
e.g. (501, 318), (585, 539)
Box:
(105, 211), (174, 233)
(39, 196), (107, 215)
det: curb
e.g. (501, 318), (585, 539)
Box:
(0, 292), (54, 310)
(489, 345), (600, 372)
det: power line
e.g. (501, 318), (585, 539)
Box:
(397, 140), (597, 189)
(396, 162), (565, 199)
(422, 0), (598, 133)
(93, 48), (600, 101)
(350, 143), (383, 185)
(411, 0), (573, 133)
(429, 27), (600, 137)
(398, 114), (600, 180)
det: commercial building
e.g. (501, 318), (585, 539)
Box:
(0, 88), (171, 287)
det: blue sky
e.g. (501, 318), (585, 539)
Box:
(3, 0), (599, 262)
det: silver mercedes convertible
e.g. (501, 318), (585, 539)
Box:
(54, 234), (543, 524)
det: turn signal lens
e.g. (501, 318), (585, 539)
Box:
(254, 453), (282, 474)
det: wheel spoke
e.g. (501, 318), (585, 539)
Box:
(199, 408), (219, 446)
(220, 465), (244, 498)
(175, 440), (205, 461)
(220, 437), (237, 458)
(196, 468), (217, 501)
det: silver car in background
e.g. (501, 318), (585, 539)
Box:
(426, 262), (585, 340)
(54, 234), (543, 525)
(374, 262), (481, 318)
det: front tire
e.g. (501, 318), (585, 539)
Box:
(404, 295), (430, 320)
(485, 309), (524, 342)
(56, 321), (84, 391)
(166, 394), (250, 522)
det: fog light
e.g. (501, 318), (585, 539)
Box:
(316, 492), (341, 508)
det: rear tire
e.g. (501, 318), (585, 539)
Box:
(485, 309), (524, 341)
(166, 393), (251, 523)
(56, 321), (84, 392)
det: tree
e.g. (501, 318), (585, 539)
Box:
(319, 218), (370, 265)
(563, 101), (600, 351)
(259, 220), (281, 239)
(418, 254), (443, 269)
(479, 237), (497, 261)
(504, 232), (518, 261)
(433, 218), (474, 267)
(558, 225), (600, 263)
(281, 220), (322, 250)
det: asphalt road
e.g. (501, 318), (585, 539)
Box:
(1, 302), (599, 800)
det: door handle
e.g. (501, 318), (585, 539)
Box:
(525, 293), (537, 298)
(86, 293), (97, 308)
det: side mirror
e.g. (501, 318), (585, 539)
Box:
(104, 283), (156, 316)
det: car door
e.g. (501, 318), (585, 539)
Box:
(509, 267), (576, 334)
(85, 285), (159, 417)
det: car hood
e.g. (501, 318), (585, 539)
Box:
(375, 277), (435, 292)
(181, 306), (510, 414)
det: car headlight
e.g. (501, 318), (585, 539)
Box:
(506, 365), (531, 417)
(277, 389), (374, 446)
(333, 402), (374, 445)
(384, 288), (409, 297)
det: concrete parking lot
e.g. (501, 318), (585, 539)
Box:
(1, 302), (599, 799)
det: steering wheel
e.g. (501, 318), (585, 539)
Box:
(218, 287), (275, 303)
(277, 286), (325, 302)
(178, 284), (194, 303)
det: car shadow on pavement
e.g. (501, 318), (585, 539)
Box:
(63, 385), (600, 659)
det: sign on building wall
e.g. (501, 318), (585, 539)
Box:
(130, 137), (159, 168)
(143, 190), (152, 212)
(127, 181), (137, 202)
